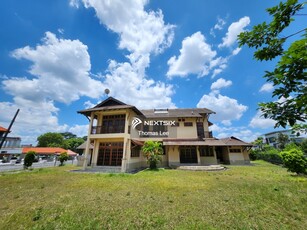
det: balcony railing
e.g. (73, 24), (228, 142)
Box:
(91, 126), (125, 134)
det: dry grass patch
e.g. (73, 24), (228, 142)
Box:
(0, 161), (306, 229)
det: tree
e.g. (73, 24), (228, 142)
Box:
(238, 0), (307, 128)
(58, 152), (69, 166)
(24, 151), (36, 169)
(64, 137), (84, 152)
(253, 137), (265, 150)
(60, 132), (77, 140)
(300, 138), (307, 156)
(37, 132), (66, 148)
(277, 133), (290, 150)
(141, 141), (163, 170)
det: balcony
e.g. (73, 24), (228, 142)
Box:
(91, 126), (125, 134)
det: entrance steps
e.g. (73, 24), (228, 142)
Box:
(85, 166), (122, 173)
(178, 165), (225, 171)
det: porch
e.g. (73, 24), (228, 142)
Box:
(177, 165), (225, 171)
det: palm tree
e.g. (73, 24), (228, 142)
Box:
(142, 141), (163, 170)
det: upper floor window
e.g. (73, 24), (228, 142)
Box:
(101, 114), (125, 134)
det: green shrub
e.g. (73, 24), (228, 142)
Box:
(300, 139), (307, 156)
(250, 148), (283, 164)
(249, 149), (260, 161)
(58, 152), (68, 166)
(280, 149), (307, 175)
(24, 151), (36, 169)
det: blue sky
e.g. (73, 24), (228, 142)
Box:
(0, 0), (305, 144)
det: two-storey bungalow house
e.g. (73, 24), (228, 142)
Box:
(78, 97), (252, 172)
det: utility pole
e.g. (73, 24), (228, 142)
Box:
(0, 109), (20, 149)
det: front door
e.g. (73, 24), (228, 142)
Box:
(97, 142), (123, 166)
(216, 147), (223, 163)
(180, 146), (198, 163)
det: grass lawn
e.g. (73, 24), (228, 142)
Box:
(0, 161), (306, 229)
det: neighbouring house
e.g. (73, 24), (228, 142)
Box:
(76, 141), (94, 166)
(262, 130), (306, 148)
(0, 126), (23, 162)
(77, 97), (252, 172)
(0, 125), (8, 138)
(22, 147), (77, 161)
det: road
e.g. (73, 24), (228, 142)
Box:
(0, 160), (77, 172)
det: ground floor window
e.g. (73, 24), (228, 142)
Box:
(131, 146), (141, 158)
(97, 142), (123, 166)
(180, 146), (197, 163)
(199, 146), (214, 157)
(229, 148), (242, 153)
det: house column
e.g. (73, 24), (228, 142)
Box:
(121, 138), (129, 173)
(83, 112), (94, 170)
(197, 146), (201, 165)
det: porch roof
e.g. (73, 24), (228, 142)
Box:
(131, 139), (144, 146)
(163, 137), (252, 147)
(220, 136), (253, 147)
(76, 141), (94, 150)
(163, 138), (226, 146)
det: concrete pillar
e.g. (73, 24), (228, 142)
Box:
(83, 113), (94, 170)
(121, 138), (129, 173)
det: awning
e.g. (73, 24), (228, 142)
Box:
(163, 139), (227, 146)
(131, 139), (144, 146)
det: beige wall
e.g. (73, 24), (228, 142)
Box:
(200, 157), (217, 165)
(168, 146), (180, 167)
(176, 118), (198, 138)
(227, 147), (250, 165)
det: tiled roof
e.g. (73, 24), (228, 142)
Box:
(0, 126), (8, 132)
(76, 141), (94, 149)
(220, 136), (252, 146)
(141, 108), (215, 118)
(163, 137), (252, 146)
(22, 147), (77, 155)
(77, 97), (214, 118)
(163, 138), (226, 146)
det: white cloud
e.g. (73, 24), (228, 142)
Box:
(209, 57), (228, 78)
(211, 78), (232, 91)
(0, 100), (68, 145)
(232, 47), (241, 56)
(69, 0), (80, 8)
(68, 124), (89, 137)
(84, 100), (96, 109)
(210, 16), (226, 37)
(197, 92), (248, 124)
(249, 111), (276, 129)
(167, 32), (216, 78)
(78, 0), (176, 108)
(7, 32), (104, 104)
(209, 124), (261, 142)
(259, 82), (274, 93)
(82, 0), (174, 67)
(104, 60), (175, 109)
(1, 32), (105, 144)
(214, 17), (226, 30)
(219, 16), (250, 48)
